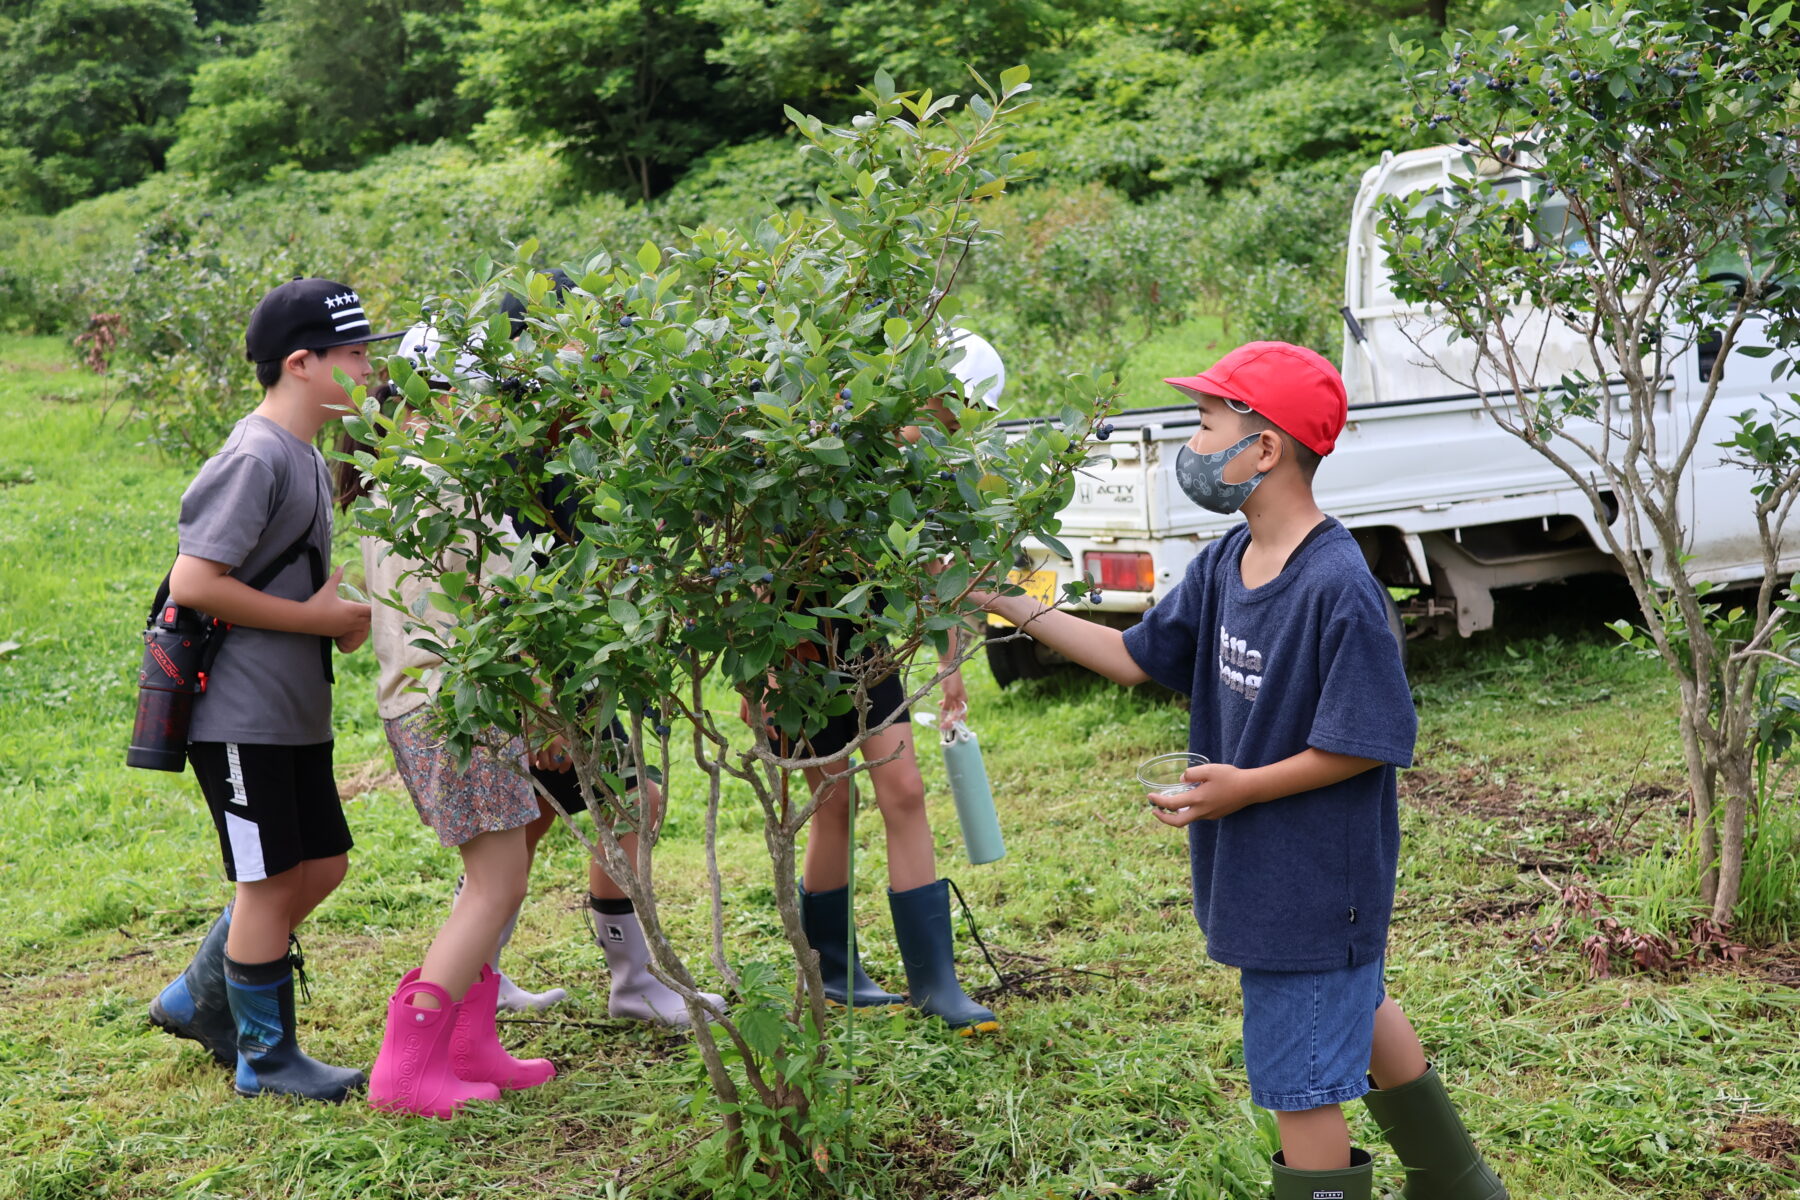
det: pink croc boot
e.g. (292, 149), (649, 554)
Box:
(450, 965), (556, 1091)
(368, 971), (501, 1119)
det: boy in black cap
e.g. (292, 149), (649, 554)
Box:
(148, 278), (395, 1102)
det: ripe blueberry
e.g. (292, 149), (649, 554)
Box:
(682, 455), (694, 466)
(655, 723), (671, 737)
(761, 572), (774, 583)
(620, 315), (634, 327)
(838, 388), (852, 401)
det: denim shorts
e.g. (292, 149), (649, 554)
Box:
(1239, 957), (1386, 1111)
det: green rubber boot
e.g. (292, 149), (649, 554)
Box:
(1360, 1066), (1508, 1199)
(1271, 1148), (1372, 1200)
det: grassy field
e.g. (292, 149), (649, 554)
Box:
(3, 333), (1798, 1199)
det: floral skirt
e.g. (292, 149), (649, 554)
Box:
(383, 709), (538, 847)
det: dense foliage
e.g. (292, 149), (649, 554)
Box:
(0, 0), (196, 211)
(0, 1), (1559, 433)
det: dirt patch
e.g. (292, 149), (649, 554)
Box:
(1456, 890), (1545, 926)
(1720, 1114), (1800, 1171)
(1732, 941), (1800, 989)
(1402, 764), (1671, 867)
(883, 1116), (981, 1200)
(338, 756), (401, 798)
(1402, 765), (1542, 820)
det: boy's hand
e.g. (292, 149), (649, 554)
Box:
(335, 628), (370, 653)
(530, 734), (573, 772)
(938, 670), (968, 731)
(1147, 763), (1263, 825)
(306, 566), (373, 640)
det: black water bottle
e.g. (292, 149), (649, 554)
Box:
(126, 601), (210, 772)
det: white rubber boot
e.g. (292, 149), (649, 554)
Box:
(592, 902), (725, 1026)
(452, 875), (568, 1012)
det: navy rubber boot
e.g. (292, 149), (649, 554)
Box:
(226, 943), (366, 1102)
(148, 907), (237, 1067)
(799, 884), (903, 1007)
(887, 879), (999, 1034)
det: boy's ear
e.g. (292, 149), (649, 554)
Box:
(1257, 429), (1285, 471)
(282, 347), (313, 381)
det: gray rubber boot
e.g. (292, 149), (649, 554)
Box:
(148, 906), (236, 1067)
(1271, 1148), (1373, 1200)
(593, 904), (725, 1026)
(1361, 1066), (1508, 1199)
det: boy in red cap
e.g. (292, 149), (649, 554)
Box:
(976, 342), (1507, 1199)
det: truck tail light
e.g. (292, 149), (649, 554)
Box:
(1083, 551), (1155, 592)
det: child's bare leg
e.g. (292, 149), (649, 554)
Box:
(800, 766), (852, 891)
(523, 799), (557, 863)
(800, 726), (934, 892)
(228, 852), (348, 963)
(862, 727), (935, 891)
(588, 778), (661, 899)
(417, 826), (530, 1007)
(1369, 996), (1429, 1089)
(1275, 1104), (1351, 1170)
(285, 853), (347, 929)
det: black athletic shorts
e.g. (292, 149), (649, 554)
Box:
(188, 740), (353, 882)
(787, 615), (910, 762)
(533, 717), (651, 821)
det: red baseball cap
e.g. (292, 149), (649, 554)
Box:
(1164, 341), (1348, 456)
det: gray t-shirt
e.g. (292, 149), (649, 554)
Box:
(178, 413), (334, 745)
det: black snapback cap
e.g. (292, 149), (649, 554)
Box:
(244, 277), (403, 363)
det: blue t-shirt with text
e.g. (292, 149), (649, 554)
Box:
(1121, 520), (1416, 972)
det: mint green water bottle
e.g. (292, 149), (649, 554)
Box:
(942, 721), (1005, 865)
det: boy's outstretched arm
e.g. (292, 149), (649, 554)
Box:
(974, 590), (1150, 686)
(1148, 748), (1381, 826)
(170, 554), (372, 647)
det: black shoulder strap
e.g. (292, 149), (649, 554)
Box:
(143, 530), (319, 629)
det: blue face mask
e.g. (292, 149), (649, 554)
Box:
(1175, 435), (1268, 514)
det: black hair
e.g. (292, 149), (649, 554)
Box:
(254, 346), (331, 390)
(1236, 406), (1322, 482)
(499, 268), (575, 339)
(333, 379), (400, 512)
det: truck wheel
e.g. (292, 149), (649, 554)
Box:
(985, 627), (1050, 689)
(1383, 588), (1408, 668)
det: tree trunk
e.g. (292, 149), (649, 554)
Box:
(1714, 750), (1755, 925)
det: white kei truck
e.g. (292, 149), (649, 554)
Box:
(984, 142), (1796, 686)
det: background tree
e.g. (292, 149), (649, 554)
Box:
(0, 0), (196, 212)
(168, 0), (478, 189)
(463, 0), (761, 199)
(1380, 0), (1800, 927)
(696, 0), (1107, 117)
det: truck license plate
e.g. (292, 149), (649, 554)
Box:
(987, 568), (1058, 627)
